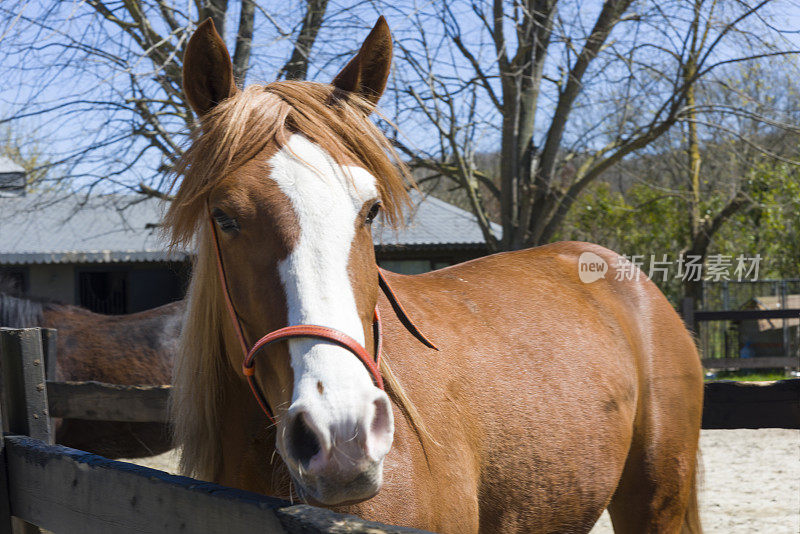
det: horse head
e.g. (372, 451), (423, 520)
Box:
(171, 16), (408, 505)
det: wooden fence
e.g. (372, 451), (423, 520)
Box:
(0, 328), (429, 534)
(702, 379), (799, 429)
(41, 379), (800, 431)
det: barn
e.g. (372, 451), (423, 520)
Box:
(0, 169), (497, 313)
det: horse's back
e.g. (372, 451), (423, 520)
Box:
(47, 300), (183, 384)
(41, 300), (184, 458)
(376, 242), (702, 533)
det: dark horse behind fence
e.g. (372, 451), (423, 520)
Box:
(0, 285), (182, 457)
(165, 17), (704, 534)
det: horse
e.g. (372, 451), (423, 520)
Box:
(166, 17), (703, 533)
(0, 286), (183, 457)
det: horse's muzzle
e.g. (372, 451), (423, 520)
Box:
(279, 390), (393, 505)
(296, 458), (385, 506)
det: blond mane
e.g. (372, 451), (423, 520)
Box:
(166, 82), (433, 481)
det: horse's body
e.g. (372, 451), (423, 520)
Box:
(0, 290), (182, 456)
(170, 18), (703, 533)
(213, 244), (703, 532)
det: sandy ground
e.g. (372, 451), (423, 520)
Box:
(124, 448), (181, 474)
(591, 429), (800, 533)
(125, 429), (800, 533)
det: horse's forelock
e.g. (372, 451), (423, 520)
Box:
(165, 88), (288, 248)
(164, 82), (412, 249)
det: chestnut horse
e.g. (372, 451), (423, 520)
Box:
(167, 18), (703, 533)
(0, 287), (182, 457)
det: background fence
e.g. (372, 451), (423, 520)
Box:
(694, 279), (800, 367)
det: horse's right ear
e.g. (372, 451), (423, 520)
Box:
(332, 16), (392, 107)
(183, 19), (237, 116)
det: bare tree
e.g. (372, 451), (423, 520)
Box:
(0, 0), (335, 200)
(678, 57), (799, 304)
(560, 57), (800, 304)
(386, 0), (799, 251)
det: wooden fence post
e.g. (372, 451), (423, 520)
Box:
(40, 329), (57, 381)
(0, 328), (54, 534)
(681, 297), (696, 336)
(0, 328), (53, 444)
(0, 400), (15, 533)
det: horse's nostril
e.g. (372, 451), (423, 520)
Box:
(371, 397), (391, 436)
(288, 413), (321, 466)
(364, 394), (393, 461)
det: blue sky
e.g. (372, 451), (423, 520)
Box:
(2, 0), (799, 196)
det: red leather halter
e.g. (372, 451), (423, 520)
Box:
(208, 214), (437, 425)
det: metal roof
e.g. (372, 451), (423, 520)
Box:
(373, 190), (500, 249)
(0, 191), (499, 265)
(0, 157), (25, 174)
(0, 193), (182, 265)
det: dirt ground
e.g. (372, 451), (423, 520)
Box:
(126, 428), (800, 533)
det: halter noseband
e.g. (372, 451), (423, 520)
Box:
(208, 212), (437, 425)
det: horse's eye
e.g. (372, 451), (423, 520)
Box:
(366, 201), (382, 224)
(212, 208), (240, 233)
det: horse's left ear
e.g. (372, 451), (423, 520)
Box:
(183, 18), (238, 117)
(332, 16), (392, 107)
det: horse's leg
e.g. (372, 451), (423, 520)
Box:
(607, 307), (703, 533)
(607, 439), (700, 534)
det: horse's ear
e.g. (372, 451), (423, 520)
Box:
(183, 18), (237, 116)
(332, 16), (392, 107)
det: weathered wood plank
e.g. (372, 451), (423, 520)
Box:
(0, 392), (16, 533)
(703, 379), (800, 429)
(695, 308), (800, 321)
(46, 381), (170, 423)
(40, 329), (57, 381)
(0, 328), (53, 442)
(702, 357), (799, 370)
(275, 504), (428, 534)
(6, 435), (286, 534)
(5, 436), (431, 534)
(1, 328), (53, 533)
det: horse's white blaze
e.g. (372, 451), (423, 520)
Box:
(268, 134), (392, 466)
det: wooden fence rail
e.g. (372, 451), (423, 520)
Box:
(681, 301), (800, 370)
(702, 379), (799, 429)
(45, 380), (799, 430)
(41, 370), (800, 433)
(693, 309), (800, 321)
(47, 381), (170, 423)
(5, 435), (422, 534)
(701, 357), (798, 370)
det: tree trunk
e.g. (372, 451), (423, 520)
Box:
(278, 0), (329, 81)
(197, 0), (229, 38)
(232, 0), (255, 85)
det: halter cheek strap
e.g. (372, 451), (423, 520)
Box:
(207, 211), (435, 424)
